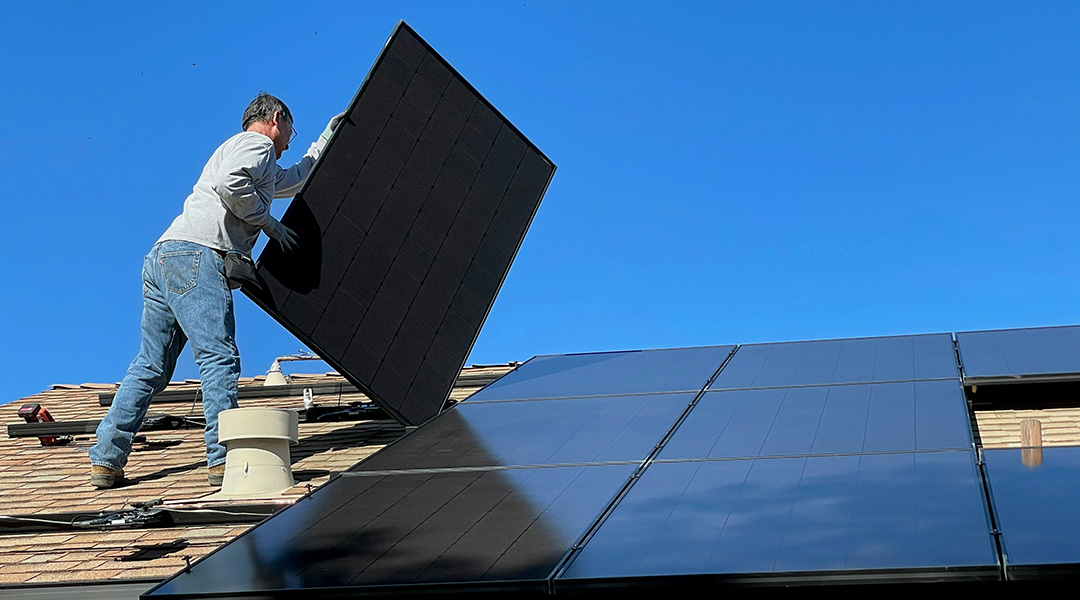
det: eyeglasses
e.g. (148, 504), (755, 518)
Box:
(276, 112), (297, 145)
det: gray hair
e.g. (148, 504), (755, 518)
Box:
(241, 92), (292, 131)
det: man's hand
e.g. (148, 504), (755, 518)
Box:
(321, 111), (347, 141)
(264, 217), (299, 253)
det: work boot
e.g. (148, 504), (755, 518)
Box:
(90, 465), (124, 489)
(208, 464), (226, 487)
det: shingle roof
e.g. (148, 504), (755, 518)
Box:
(0, 365), (516, 586)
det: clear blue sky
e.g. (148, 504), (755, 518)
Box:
(2, 1), (1077, 403)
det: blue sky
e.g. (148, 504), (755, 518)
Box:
(2, 1), (1077, 403)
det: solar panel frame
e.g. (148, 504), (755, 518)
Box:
(956, 325), (1080, 385)
(244, 21), (556, 426)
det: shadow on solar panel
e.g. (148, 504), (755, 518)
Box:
(244, 21), (556, 426)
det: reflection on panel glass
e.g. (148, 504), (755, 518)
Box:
(467, 345), (734, 402)
(148, 465), (636, 597)
(957, 326), (1080, 382)
(710, 334), (958, 390)
(984, 446), (1080, 572)
(560, 452), (996, 581)
(661, 381), (972, 460)
(355, 393), (694, 471)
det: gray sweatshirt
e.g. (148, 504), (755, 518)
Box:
(159, 131), (326, 255)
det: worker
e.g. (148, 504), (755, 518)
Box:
(89, 92), (344, 489)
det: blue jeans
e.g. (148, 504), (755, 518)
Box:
(90, 241), (240, 470)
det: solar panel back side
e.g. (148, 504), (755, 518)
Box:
(246, 22), (555, 425)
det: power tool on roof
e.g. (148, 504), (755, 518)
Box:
(17, 403), (73, 446)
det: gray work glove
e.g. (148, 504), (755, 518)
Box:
(264, 217), (299, 253)
(321, 111), (347, 141)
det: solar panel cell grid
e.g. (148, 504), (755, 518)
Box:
(304, 164), (353, 225)
(335, 116), (381, 172)
(502, 149), (554, 216)
(276, 291), (322, 337)
(408, 127), (459, 185)
(376, 53), (415, 90)
(310, 299), (359, 358)
(389, 27), (426, 69)
(353, 72), (399, 128)
(317, 215), (364, 286)
(380, 331), (428, 384)
(400, 367), (454, 417)
(248, 21), (553, 426)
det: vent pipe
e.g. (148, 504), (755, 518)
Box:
(263, 360), (290, 386)
(215, 408), (299, 498)
(263, 353), (324, 386)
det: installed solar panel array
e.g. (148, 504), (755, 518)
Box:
(147, 333), (1030, 597)
(145, 346), (733, 597)
(246, 22), (555, 426)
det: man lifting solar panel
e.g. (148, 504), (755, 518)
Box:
(142, 20), (1080, 600)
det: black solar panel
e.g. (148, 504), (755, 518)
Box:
(147, 325), (1050, 596)
(659, 380), (973, 460)
(957, 326), (1080, 385)
(983, 446), (1080, 578)
(709, 334), (958, 390)
(466, 345), (734, 402)
(558, 452), (997, 585)
(353, 392), (695, 471)
(245, 22), (556, 426)
(146, 465), (636, 597)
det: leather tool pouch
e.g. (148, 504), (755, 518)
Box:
(223, 252), (260, 291)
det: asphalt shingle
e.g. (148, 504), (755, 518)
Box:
(0, 364), (514, 586)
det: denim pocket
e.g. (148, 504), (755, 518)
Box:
(162, 250), (201, 295)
